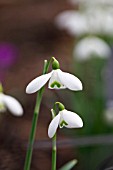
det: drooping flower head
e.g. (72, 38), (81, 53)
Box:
(0, 83), (23, 116)
(26, 57), (83, 94)
(48, 102), (83, 138)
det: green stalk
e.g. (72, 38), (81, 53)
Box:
(52, 134), (57, 170)
(24, 59), (51, 170)
(51, 109), (57, 170)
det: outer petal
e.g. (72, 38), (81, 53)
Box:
(3, 95), (23, 116)
(26, 72), (52, 94)
(62, 109), (83, 128)
(48, 113), (60, 138)
(57, 69), (83, 91)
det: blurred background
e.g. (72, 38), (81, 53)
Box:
(0, 0), (113, 170)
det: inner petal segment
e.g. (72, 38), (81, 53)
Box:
(59, 120), (68, 128)
(48, 70), (66, 89)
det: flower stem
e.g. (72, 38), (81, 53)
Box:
(51, 109), (57, 170)
(24, 88), (44, 170)
(24, 60), (50, 170)
(52, 134), (57, 170)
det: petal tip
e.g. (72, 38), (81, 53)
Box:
(12, 105), (24, 117)
(48, 130), (53, 138)
(77, 79), (83, 90)
(78, 117), (84, 127)
(26, 85), (34, 94)
(79, 121), (83, 128)
(80, 84), (83, 91)
(15, 111), (24, 117)
(26, 86), (31, 94)
(75, 81), (83, 91)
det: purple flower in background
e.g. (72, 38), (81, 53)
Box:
(0, 42), (19, 81)
(0, 43), (18, 68)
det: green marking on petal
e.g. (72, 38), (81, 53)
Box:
(60, 120), (68, 128)
(50, 81), (61, 88)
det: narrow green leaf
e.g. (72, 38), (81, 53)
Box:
(59, 159), (78, 170)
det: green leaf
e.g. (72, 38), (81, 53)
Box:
(59, 159), (78, 170)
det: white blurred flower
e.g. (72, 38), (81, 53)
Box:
(104, 100), (113, 125)
(104, 108), (113, 125)
(55, 11), (88, 36)
(73, 37), (111, 61)
(0, 93), (23, 116)
(26, 69), (83, 94)
(68, 0), (113, 6)
(85, 7), (113, 35)
(55, 8), (113, 36)
(48, 109), (83, 138)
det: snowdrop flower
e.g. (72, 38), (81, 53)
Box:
(48, 103), (83, 138)
(0, 84), (23, 116)
(26, 57), (83, 94)
(73, 37), (111, 61)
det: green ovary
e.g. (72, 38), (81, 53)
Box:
(50, 81), (61, 88)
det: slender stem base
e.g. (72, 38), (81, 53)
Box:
(24, 88), (44, 170)
(51, 109), (57, 170)
(52, 134), (57, 170)
(24, 59), (50, 170)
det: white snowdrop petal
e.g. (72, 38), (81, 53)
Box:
(3, 95), (23, 116)
(48, 113), (60, 138)
(62, 110), (83, 128)
(26, 72), (52, 94)
(58, 69), (83, 91)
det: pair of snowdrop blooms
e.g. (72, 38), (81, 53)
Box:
(0, 84), (23, 116)
(26, 58), (83, 138)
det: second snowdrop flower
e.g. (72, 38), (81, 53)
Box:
(26, 57), (83, 94)
(48, 102), (83, 138)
